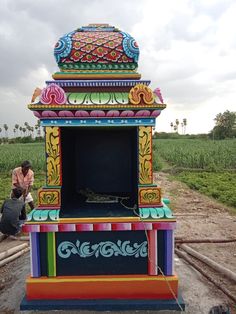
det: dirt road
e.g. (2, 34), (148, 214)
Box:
(156, 172), (236, 314)
(0, 172), (235, 313)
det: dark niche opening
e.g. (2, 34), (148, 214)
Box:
(60, 127), (138, 218)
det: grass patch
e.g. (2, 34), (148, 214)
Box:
(175, 171), (236, 209)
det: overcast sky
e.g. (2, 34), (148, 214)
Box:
(0, 0), (235, 135)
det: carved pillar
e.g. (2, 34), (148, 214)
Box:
(38, 127), (62, 209)
(138, 126), (161, 207)
(45, 126), (62, 186)
(138, 126), (153, 185)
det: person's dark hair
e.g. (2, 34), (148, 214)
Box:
(21, 160), (32, 169)
(12, 187), (23, 199)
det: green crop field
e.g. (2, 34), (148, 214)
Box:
(0, 139), (235, 209)
(153, 138), (236, 170)
(0, 142), (45, 173)
(153, 138), (236, 208)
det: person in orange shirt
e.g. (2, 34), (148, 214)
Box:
(12, 160), (35, 210)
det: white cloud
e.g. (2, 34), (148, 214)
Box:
(0, 0), (235, 135)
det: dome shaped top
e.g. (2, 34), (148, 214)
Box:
(54, 24), (139, 71)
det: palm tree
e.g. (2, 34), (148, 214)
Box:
(35, 120), (41, 137)
(3, 124), (8, 138)
(0, 127), (2, 138)
(15, 124), (19, 137)
(30, 126), (34, 138)
(22, 127), (26, 137)
(19, 126), (23, 137)
(170, 122), (173, 132)
(35, 124), (38, 137)
(13, 128), (16, 137)
(24, 122), (29, 136)
(183, 118), (187, 134)
(175, 119), (179, 133)
(26, 125), (31, 137)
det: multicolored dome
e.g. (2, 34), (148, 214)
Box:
(54, 24), (139, 72)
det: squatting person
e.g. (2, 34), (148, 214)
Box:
(0, 187), (26, 236)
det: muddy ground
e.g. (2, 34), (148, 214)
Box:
(0, 172), (235, 314)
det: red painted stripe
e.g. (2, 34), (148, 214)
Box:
(93, 223), (111, 231)
(132, 222), (153, 230)
(40, 224), (58, 232)
(23, 221), (176, 233)
(152, 222), (176, 230)
(22, 224), (40, 232)
(76, 224), (93, 231)
(147, 230), (157, 275)
(58, 224), (76, 232)
(111, 223), (132, 231)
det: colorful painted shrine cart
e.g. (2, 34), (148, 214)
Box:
(21, 24), (184, 311)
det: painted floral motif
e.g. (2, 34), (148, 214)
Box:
(54, 26), (139, 66)
(68, 92), (129, 105)
(121, 32), (139, 63)
(38, 189), (60, 206)
(129, 84), (154, 105)
(73, 33), (84, 40)
(54, 33), (73, 63)
(104, 50), (122, 62)
(40, 83), (66, 105)
(92, 46), (109, 58)
(94, 38), (108, 45)
(57, 240), (147, 259)
(103, 40), (120, 49)
(72, 41), (86, 49)
(81, 44), (97, 53)
(116, 45), (124, 52)
(139, 188), (161, 205)
(81, 54), (99, 63)
(70, 50), (85, 62)
(121, 55), (129, 62)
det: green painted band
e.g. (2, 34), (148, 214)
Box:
(47, 232), (56, 277)
(59, 62), (138, 70)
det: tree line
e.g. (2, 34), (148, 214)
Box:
(157, 110), (236, 140)
(0, 120), (44, 143)
(209, 110), (236, 140)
